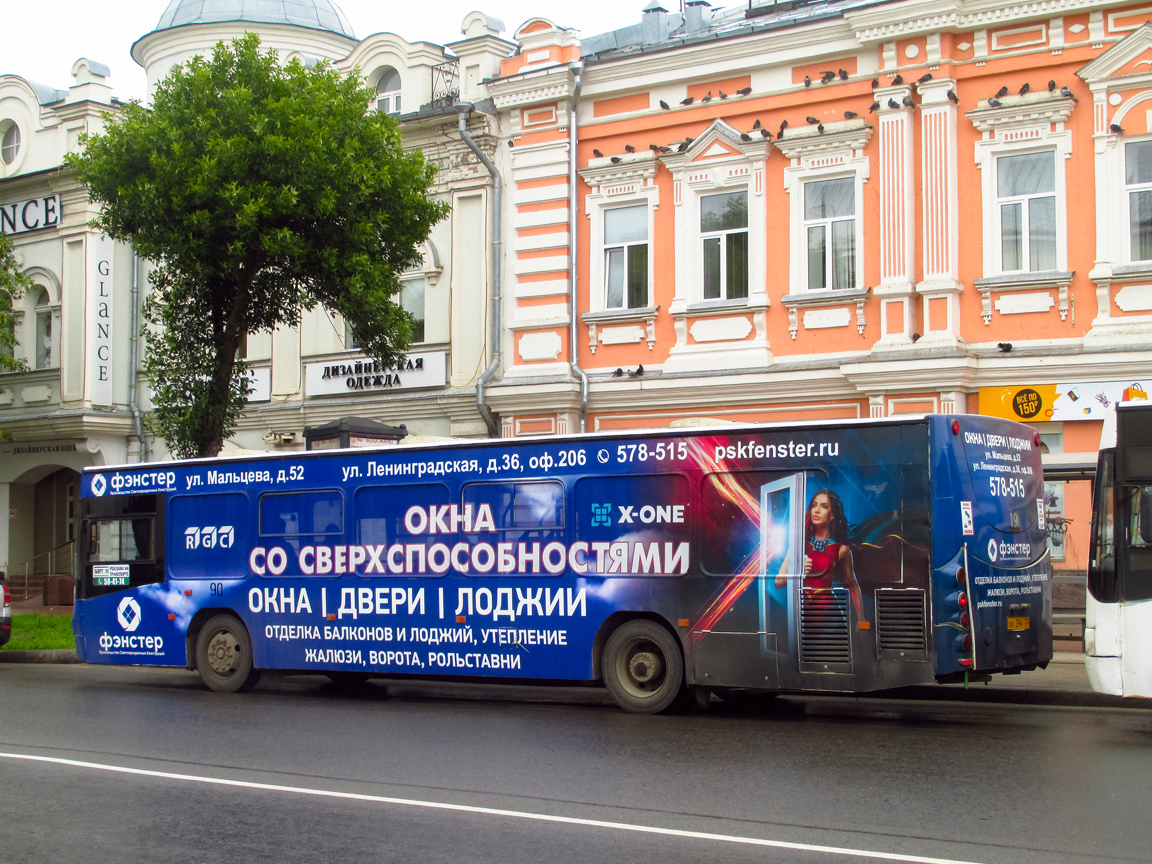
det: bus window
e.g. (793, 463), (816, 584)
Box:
(260, 490), (344, 539)
(462, 481), (565, 548)
(90, 518), (152, 562)
(1088, 451), (1117, 603)
(355, 484), (450, 548)
(168, 493), (248, 579)
(699, 471), (816, 577)
(573, 474), (690, 576)
(1126, 486), (1152, 548)
(80, 493), (165, 598)
(1124, 484), (1152, 602)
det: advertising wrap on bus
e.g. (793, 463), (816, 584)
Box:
(74, 415), (1052, 711)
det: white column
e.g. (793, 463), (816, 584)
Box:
(874, 85), (916, 344)
(916, 77), (963, 345)
(0, 482), (9, 576)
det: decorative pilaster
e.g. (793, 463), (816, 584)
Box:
(916, 77), (963, 345)
(874, 85), (915, 344)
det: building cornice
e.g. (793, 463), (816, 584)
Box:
(487, 65), (573, 108)
(966, 94), (1076, 133)
(846, 0), (1137, 44)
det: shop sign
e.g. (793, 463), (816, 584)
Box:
(243, 367), (271, 403)
(0, 195), (61, 235)
(85, 234), (113, 406)
(979, 380), (1151, 422)
(305, 351), (446, 397)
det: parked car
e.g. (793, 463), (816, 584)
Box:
(1, 574), (11, 647)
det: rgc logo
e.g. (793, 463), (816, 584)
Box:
(185, 526), (235, 549)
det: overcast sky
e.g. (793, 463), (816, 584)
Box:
(1, 1), (650, 103)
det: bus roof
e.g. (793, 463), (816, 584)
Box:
(80, 411), (1000, 475)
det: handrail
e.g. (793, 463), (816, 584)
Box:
(15, 540), (76, 602)
(19, 539), (76, 570)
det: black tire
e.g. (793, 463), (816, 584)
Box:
(602, 619), (686, 714)
(195, 614), (261, 693)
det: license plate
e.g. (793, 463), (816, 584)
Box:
(1007, 616), (1030, 631)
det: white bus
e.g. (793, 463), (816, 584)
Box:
(1086, 401), (1152, 697)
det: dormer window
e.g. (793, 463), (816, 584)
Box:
(376, 69), (402, 116)
(1, 122), (20, 165)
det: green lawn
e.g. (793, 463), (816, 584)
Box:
(2, 613), (76, 651)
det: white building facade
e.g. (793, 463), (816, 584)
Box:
(0, 0), (514, 592)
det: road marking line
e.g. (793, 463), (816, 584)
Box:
(0, 751), (983, 864)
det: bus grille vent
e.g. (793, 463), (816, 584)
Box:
(876, 589), (927, 652)
(800, 589), (850, 664)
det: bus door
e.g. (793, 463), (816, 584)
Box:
(758, 473), (804, 666)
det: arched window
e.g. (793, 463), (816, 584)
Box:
(34, 286), (52, 369)
(376, 68), (402, 116)
(1, 122), (20, 166)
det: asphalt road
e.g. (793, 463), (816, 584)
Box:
(1, 664), (1150, 864)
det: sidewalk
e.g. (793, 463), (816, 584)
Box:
(10, 592), (73, 616)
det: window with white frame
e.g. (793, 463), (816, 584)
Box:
(376, 68), (401, 116)
(804, 178), (856, 290)
(34, 287), (52, 369)
(400, 277), (426, 344)
(700, 191), (748, 300)
(1127, 140), (1152, 263)
(604, 204), (648, 309)
(1, 122), (19, 165)
(997, 151), (1057, 273)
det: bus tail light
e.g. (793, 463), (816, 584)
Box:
(2, 584), (8, 605)
(956, 566), (966, 586)
(952, 420), (961, 435)
(1034, 432), (1041, 447)
(958, 592), (968, 610)
(956, 632), (973, 651)
(960, 612), (970, 627)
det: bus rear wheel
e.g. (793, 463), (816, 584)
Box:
(195, 614), (261, 693)
(603, 620), (685, 714)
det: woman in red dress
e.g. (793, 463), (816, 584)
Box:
(779, 489), (866, 624)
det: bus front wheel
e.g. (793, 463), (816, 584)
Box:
(195, 615), (261, 693)
(603, 620), (685, 714)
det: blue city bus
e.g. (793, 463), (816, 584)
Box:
(74, 414), (1052, 713)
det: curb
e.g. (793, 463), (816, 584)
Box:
(0, 649), (81, 664)
(872, 684), (1152, 710)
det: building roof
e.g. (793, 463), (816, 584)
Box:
(153, 0), (356, 39)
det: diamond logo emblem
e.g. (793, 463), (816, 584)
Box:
(117, 597), (142, 632)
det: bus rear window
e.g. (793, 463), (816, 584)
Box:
(90, 519), (152, 562)
(260, 490), (344, 537)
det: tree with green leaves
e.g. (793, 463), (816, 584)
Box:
(68, 34), (448, 458)
(0, 231), (31, 373)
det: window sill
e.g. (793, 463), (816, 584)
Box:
(973, 271), (1072, 323)
(779, 286), (870, 309)
(581, 305), (659, 325)
(683, 299), (754, 317)
(1111, 264), (1152, 279)
(973, 270), (1073, 292)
